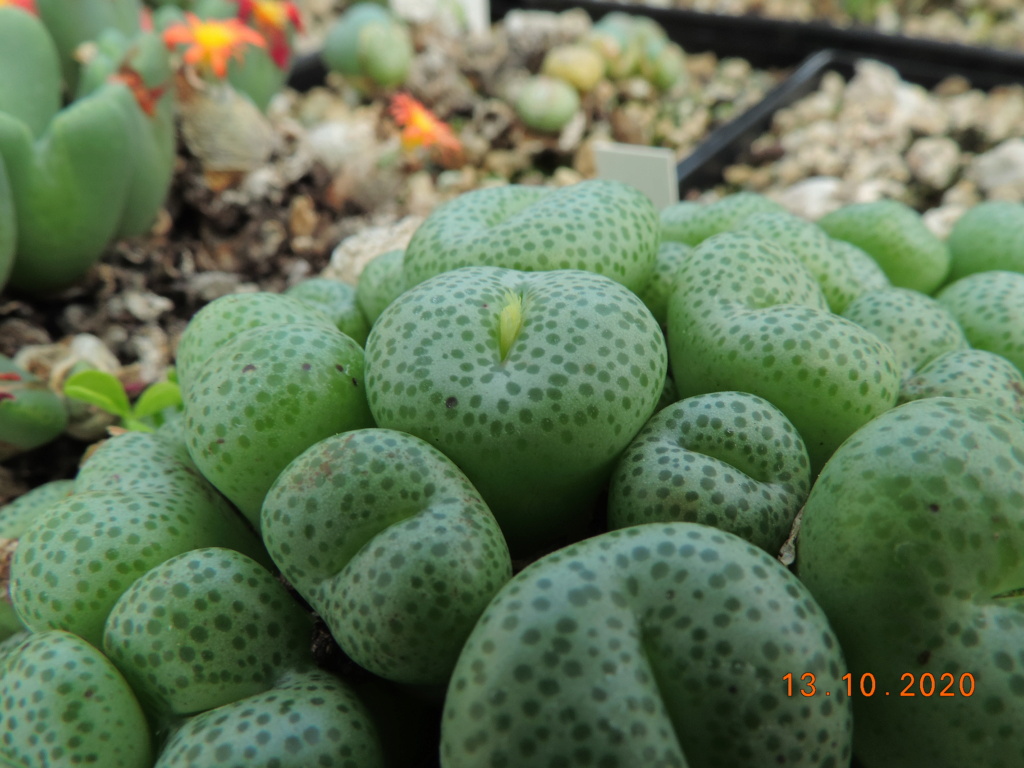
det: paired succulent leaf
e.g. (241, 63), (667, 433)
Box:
(77, 28), (177, 237)
(35, 0), (142, 91)
(0, 6), (61, 137)
(0, 82), (137, 294)
(323, 2), (412, 90)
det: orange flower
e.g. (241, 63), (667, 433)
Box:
(237, 0), (302, 68)
(390, 94), (463, 165)
(163, 13), (266, 79)
(0, 0), (37, 14)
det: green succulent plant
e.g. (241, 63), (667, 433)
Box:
(64, 368), (182, 433)
(261, 428), (512, 687)
(322, 2), (412, 90)
(355, 248), (405, 325)
(73, 430), (243, 542)
(636, 240), (691, 327)
(798, 397), (1024, 767)
(946, 200), (1024, 280)
(733, 211), (862, 313)
(174, 291), (336, 399)
(401, 179), (660, 295)
(540, 44), (606, 93)
(0, 157), (12, 292)
(514, 75), (580, 134)
(829, 238), (891, 297)
(154, 669), (384, 768)
(667, 231), (900, 472)
(0, 5), (61, 137)
(103, 547), (313, 718)
(841, 286), (969, 377)
(818, 199), (951, 295)
(898, 349), (1024, 417)
(442, 523), (852, 767)
(0, 81), (144, 294)
(76, 27), (176, 238)
(660, 192), (785, 247)
(936, 270), (1024, 375)
(0, 479), (74, 639)
(0, 630), (153, 768)
(0, 2), (176, 295)
(35, 0), (142, 90)
(286, 276), (370, 346)
(183, 321), (374, 526)
(586, 12), (643, 80)
(643, 38), (687, 91)
(365, 265), (667, 553)
(0, 353), (68, 461)
(608, 391), (811, 553)
(10, 487), (266, 647)
(584, 11), (686, 88)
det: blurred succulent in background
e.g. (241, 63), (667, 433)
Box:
(35, 0), (143, 90)
(77, 27), (177, 237)
(0, 5), (175, 294)
(323, 2), (413, 91)
(514, 74), (581, 134)
(584, 12), (687, 91)
(0, 355), (68, 462)
(541, 43), (606, 94)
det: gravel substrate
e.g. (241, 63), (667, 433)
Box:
(709, 58), (1024, 234)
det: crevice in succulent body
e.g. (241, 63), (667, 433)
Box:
(498, 290), (525, 362)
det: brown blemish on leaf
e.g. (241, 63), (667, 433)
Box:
(242, 364), (257, 373)
(0, 538), (18, 606)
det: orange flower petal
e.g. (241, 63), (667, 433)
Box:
(162, 25), (196, 47)
(164, 14), (265, 79)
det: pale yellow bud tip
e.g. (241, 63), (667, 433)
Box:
(498, 290), (525, 361)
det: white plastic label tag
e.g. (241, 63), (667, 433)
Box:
(593, 141), (679, 211)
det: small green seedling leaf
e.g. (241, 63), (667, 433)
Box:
(64, 370), (131, 420)
(132, 381), (182, 421)
(64, 370), (183, 433)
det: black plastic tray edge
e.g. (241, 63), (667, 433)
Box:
(490, 0), (1024, 87)
(674, 48), (846, 193)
